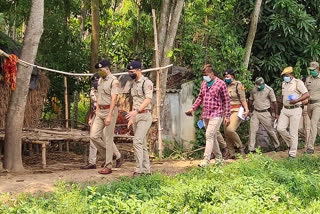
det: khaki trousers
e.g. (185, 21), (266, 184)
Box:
(277, 107), (302, 157)
(217, 131), (227, 149)
(204, 117), (223, 161)
(89, 107), (118, 169)
(133, 112), (152, 174)
(248, 111), (280, 151)
(88, 141), (121, 164)
(298, 106), (310, 144)
(224, 111), (243, 149)
(307, 103), (320, 150)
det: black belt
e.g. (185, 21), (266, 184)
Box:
(309, 100), (320, 104)
(254, 108), (269, 113)
(284, 105), (302, 109)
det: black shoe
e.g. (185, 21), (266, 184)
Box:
(80, 164), (96, 169)
(305, 149), (314, 154)
(275, 147), (281, 152)
(115, 156), (125, 168)
(249, 150), (256, 153)
(288, 155), (295, 159)
(238, 147), (246, 156)
(132, 172), (143, 177)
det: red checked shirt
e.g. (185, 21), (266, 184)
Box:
(192, 77), (231, 119)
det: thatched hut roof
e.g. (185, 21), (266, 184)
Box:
(0, 32), (50, 129)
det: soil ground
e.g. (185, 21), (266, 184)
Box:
(0, 146), (319, 195)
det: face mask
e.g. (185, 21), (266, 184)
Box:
(224, 78), (232, 84)
(283, 76), (291, 83)
(203, 76), (211, 82)
(98, 70), (107, 79)
(258, 85), (265, 91)
(311, 70), (318, 77)
(129, 73), (137, 79)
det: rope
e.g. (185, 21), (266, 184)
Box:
(0, 49), (173, 77)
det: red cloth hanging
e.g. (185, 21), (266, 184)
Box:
(2, 54), (18, 90)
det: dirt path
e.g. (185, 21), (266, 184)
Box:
(0, 147), (318, 195)
(0, 159), (202, 194)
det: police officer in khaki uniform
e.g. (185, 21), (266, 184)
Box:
(125, 60), (153, 177)
(223, 69), (249, 155)
(305, 61), (320, 154)
(298, 105), (310, 144)
(86, 60), (120, 174)
(277, 67), (309, 158)
(83, 72), (124, 169)
(248, 77), (280, 152)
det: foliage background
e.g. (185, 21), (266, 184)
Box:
(1, 0), (320, 148)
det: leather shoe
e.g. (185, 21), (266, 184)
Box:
(133, 172), (143, 177)
(115, 156), (125, 168)
(275, 147), (281, 152)
(98, 167), (112, 175)
(80, 164), (96, 169)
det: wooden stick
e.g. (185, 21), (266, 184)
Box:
(66, 141), (70, 153)
(64, 76), (69, 129)
(41, 143), (47, 169)
(152, 9), (163, 161)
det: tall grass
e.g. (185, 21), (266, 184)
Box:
(1, 154), (320, 213)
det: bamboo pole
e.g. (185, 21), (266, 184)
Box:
(152, 9), (163, 161)
(64, 76), (69, 129)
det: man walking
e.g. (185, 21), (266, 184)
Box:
(277, 67), (309, 158)
(86, 59), (119, 174)
(305, 61), (320, 154)
(186, 64), (230, 167)
(248, 77), (280, 152)
(81, 72), (124, 169)
(125, 60), (153, 177)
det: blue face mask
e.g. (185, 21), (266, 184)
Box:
(203, 76), (212, 82)
(283, 76), (291, 83)
(225, 78), (232, 84)
(258, 84), (265, 91)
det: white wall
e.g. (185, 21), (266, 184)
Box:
(161, 81), (195, 150)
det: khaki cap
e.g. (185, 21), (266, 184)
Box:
(281, 66), (293, 75)
(308, 61), (319, 70)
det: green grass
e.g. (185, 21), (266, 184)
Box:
(1, 154), (320, 213)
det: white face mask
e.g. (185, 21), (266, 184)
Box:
(283, 76), (291, 83)
(203, 76), (211, 82)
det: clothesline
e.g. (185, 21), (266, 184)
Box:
(0, 49), (173, 77)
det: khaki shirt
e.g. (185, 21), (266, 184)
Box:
(305, 75), (320, 101)
(131, 75), (153, 110)
(249, 84), (276, 110)
(227, 80), (246, 106)
(97, 74), (119, 105)
(282, 78), (308, 106)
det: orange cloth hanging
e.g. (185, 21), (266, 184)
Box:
(2, 54), (18, 90)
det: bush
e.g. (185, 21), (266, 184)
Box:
(1, 155), (320, 213)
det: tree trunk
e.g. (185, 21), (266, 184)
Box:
(90, 0), (100, 73)
(4, 0), (44, 172)
(148, 0), (184, 157)
(80, 0), (87, 39)
(135, 0), (141, 53)
(159, 0), (184, 105)
(244, 0), (263, 69)
(150, 0), (171, 81)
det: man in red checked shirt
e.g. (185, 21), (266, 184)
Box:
(186, 64), (231, 167)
